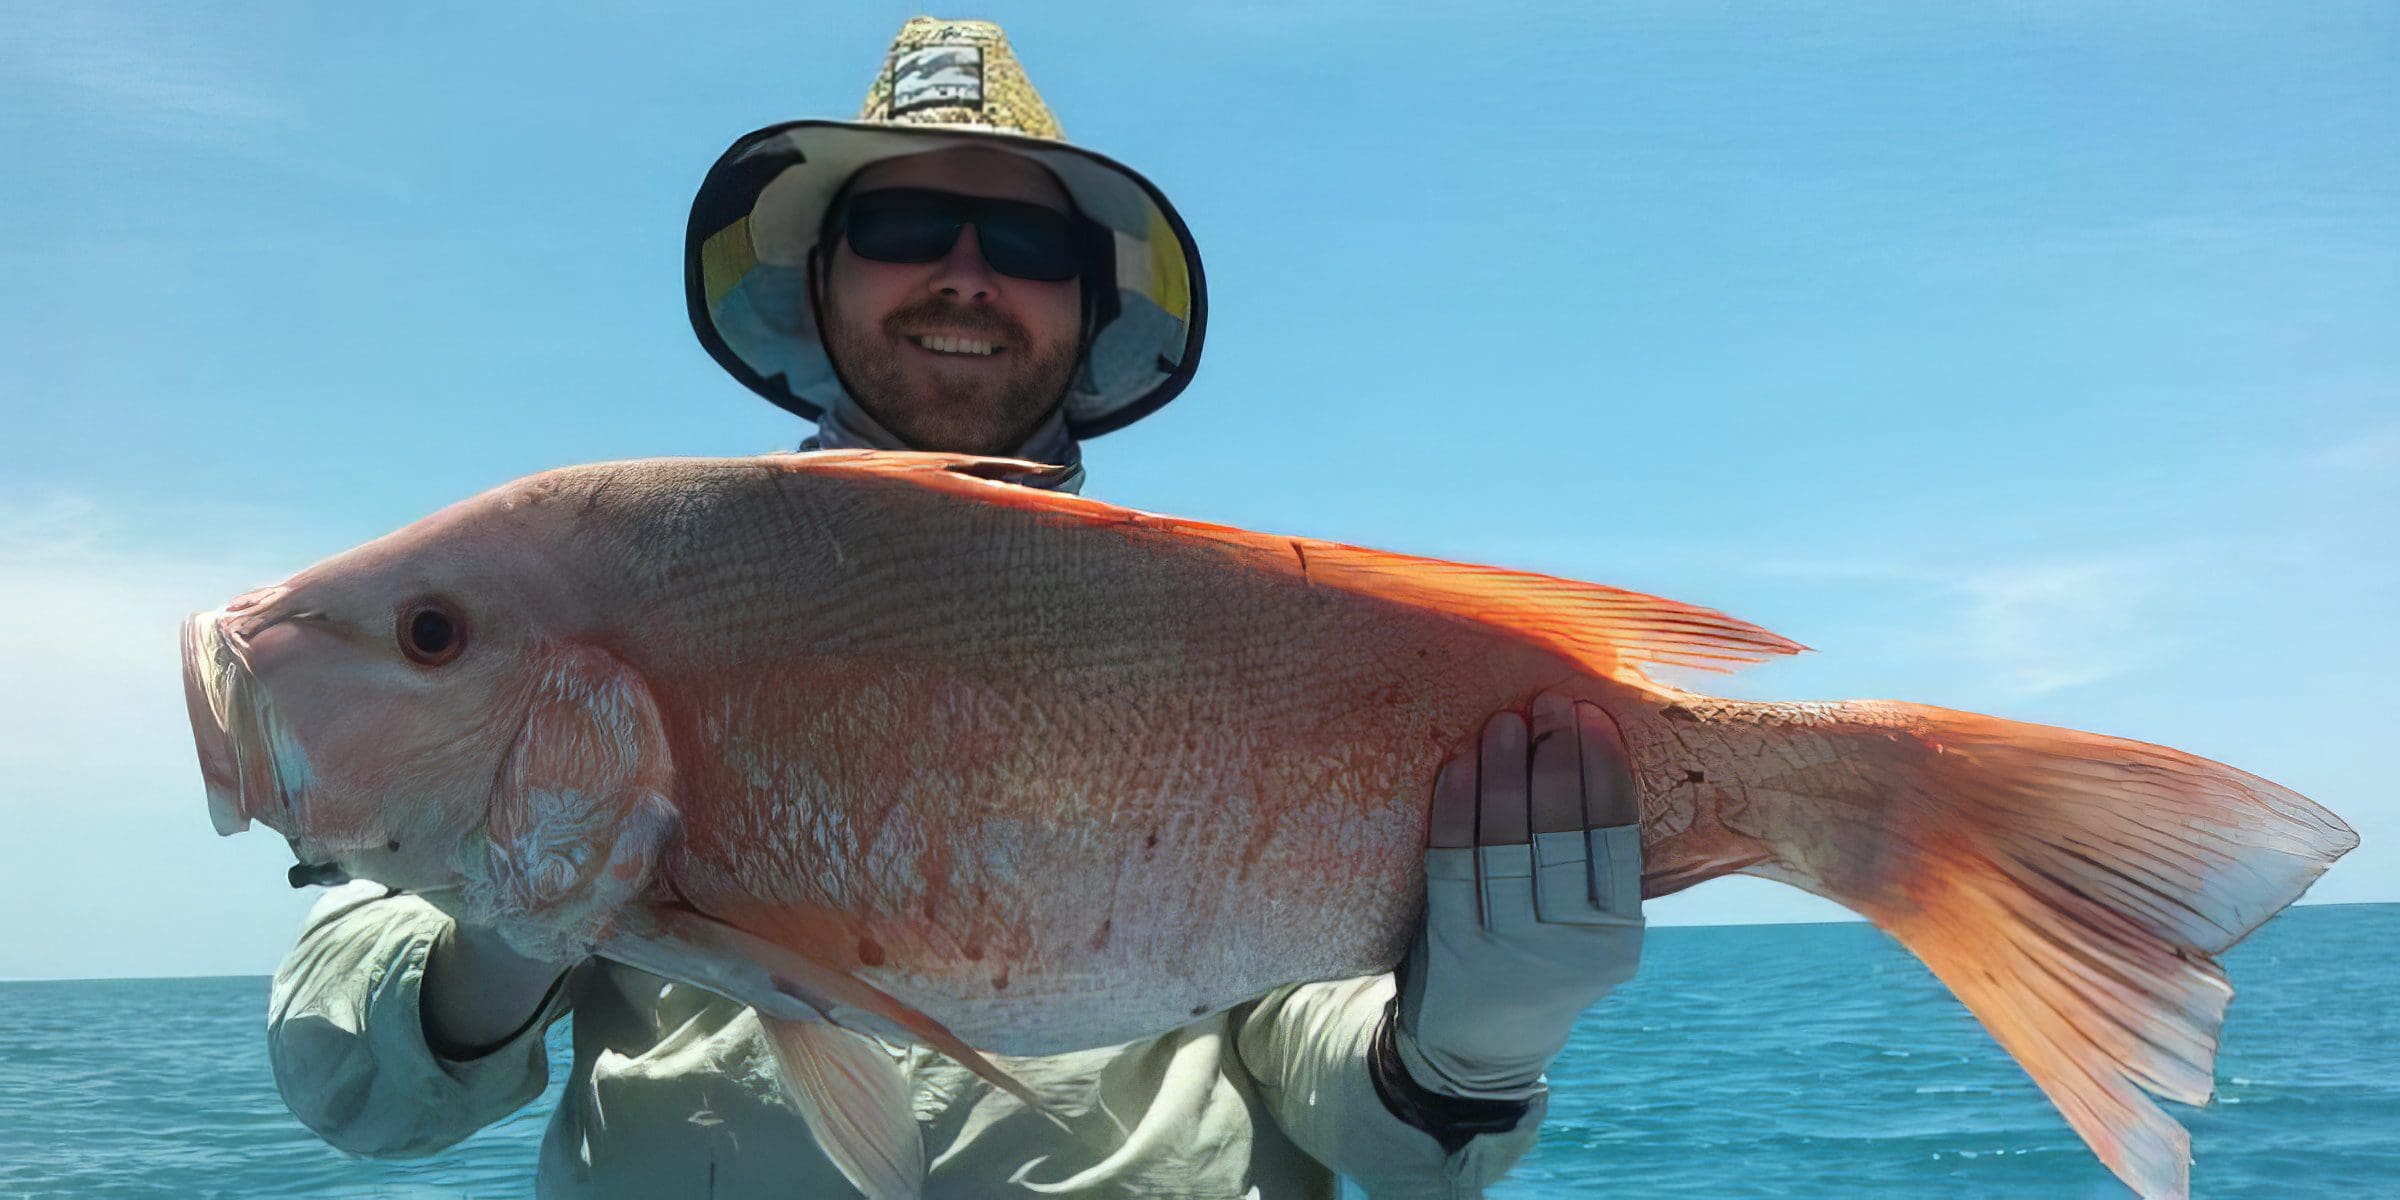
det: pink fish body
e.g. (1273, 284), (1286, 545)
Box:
(183, 452), (2354, 1200)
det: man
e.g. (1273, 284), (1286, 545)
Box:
(269, 19), (1644, 1198)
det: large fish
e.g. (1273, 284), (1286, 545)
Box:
(183, 451), (2353, 1199)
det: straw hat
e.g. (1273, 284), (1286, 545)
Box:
(686, 17), (1207, 439)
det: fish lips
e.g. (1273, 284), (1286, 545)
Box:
(181, 609), (300, 839)
(183, 611), (249, 835)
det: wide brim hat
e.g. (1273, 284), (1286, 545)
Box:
(686, 17), (1206, 439)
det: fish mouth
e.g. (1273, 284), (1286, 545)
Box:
(181, 608), (305, 840)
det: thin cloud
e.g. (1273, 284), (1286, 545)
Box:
(1171, 0), (1536, 35)
(1955, 559), (2170, 697)
(0, 491), (323, 979)
(1735, 555), (1945, 585)
(0, 492), (291, 781)
(1437, 532), (2177, 702)
(0, 6), (413, 203)
(1727, 550), (2177, 699)
(4, 5), (288, 142)
(2307, 423), (2400, 481)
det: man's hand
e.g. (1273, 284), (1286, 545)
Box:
(420, 919), (577, 1060)
(1386, 686), (1645, 1113)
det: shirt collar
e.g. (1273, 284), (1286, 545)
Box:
(804, 397), (1087, 494)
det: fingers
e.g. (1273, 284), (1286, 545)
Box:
(1472, 710), (1533, 934)
(1427, 693), (1641, 923)
(1428, 753), (1478, 850)
(1419, 845), (1483, 960)
(1534, 691), (1635, 925)
(1434, 693), (1624, 848)
(1575, 700), (1638, 830)
(1590, 824), (1644, 920)
(1476, 709), (1530, 845)
(1527, 690), (1582, 836)
(1572, 701), (1643, 917)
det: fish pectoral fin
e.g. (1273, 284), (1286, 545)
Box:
(467, 642), (678, 957)
(758, 1016), (924, 1200)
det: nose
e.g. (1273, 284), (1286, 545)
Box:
(927, 225), (1001, 303)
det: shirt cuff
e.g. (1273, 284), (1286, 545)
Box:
(1234, 975), (1545, 1200)
(1366, 993), (1533, 1156)
(267, 883), (565, 1157)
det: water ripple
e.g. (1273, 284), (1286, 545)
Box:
(2, 906), (2392, 1198)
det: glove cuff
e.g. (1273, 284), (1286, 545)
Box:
(1367, 995), (1533, 1156)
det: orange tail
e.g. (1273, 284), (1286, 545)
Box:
(1743, 702), (2356, 1199)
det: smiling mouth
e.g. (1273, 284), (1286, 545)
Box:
(909, 334), (1004, 357)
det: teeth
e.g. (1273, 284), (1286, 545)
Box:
(914, 335), (999, 357)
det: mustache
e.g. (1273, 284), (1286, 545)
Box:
(882, 298), (1028, 343)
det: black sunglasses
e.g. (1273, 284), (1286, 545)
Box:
(834, 187), (1087, 283)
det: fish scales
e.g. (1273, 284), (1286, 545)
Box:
(583, 461), (1579, 1048)
(183, 452), (2354, 1200)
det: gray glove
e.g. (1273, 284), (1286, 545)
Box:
(1390, 687), (1645, 1107)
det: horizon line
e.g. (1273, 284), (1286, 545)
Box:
(5, 899), (2386, 986)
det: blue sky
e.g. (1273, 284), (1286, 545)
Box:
(1, 2), (2391, 980)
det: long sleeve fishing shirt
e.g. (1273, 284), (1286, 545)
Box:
(267, 881), (1549, 1199)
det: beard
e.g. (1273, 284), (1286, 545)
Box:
(820, 293), (1080, 456)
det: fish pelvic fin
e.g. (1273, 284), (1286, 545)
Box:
(780, 450), (1806, 681)
(757, 1017), (924, 1200)
(646, 907), (1124, 1163)
(1757, 701), (2356, 1200)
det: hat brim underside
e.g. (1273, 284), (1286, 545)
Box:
(686, 121), (1207, 440)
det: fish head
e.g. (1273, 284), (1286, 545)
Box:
(181, 481), (609, 894)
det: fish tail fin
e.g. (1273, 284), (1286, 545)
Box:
(1750, 701), (2355, 1200)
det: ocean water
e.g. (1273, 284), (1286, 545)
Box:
(2, 905), (2392, 1199)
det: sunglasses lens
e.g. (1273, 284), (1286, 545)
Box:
(840, 189), (1082, 282)
(844, 191), (961, 264)
(974, 206), (1082, 282)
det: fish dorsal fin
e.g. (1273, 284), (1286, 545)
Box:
(779, 451), (1807, 681)
(1282, 542), (1807, 679)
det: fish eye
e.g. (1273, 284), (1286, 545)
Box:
(398, 601), (467, 667)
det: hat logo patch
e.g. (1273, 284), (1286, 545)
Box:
(891, 45), (984, 114)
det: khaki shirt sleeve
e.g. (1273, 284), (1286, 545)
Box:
(1233, 974), (1544, 1200)
(266, 881), (566, 1158)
